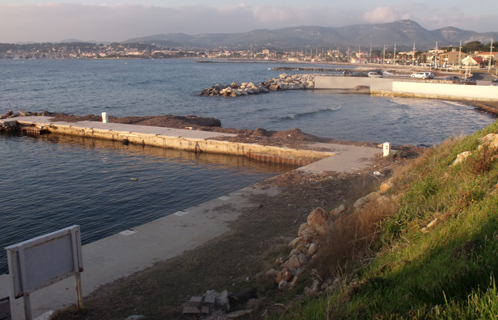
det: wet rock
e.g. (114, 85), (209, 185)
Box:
(0, 110), (14, 119)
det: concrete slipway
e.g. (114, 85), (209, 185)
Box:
(0, 117), (380, 319)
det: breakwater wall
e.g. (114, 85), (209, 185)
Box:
(4, 117), (334, 166)
(315, 76), (498, 102)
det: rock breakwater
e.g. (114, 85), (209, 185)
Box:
(199, 73), (316, 97)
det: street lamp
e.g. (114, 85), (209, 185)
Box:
(488, 39), (494, 72)
(382, 45), (388, 65)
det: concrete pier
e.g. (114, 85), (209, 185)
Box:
(4, 116), (334, 166)
(0, 118), (380, 319)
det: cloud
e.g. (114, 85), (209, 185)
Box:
(0, 3), (495, 43)
(363, 7), (397, 23)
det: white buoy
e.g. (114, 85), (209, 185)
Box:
(383, 142), (391, 157)
(102, 112), (108, 123)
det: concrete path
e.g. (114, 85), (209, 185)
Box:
(300, 142), (380, 173)
(4, 116), (239, 140)
(0, 118), (381, 319)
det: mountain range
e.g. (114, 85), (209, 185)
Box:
(124, 20), (497, 51)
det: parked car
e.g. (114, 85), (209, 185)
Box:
(411, 72), (434, 79)
(491, 79), (498, 86)
(368, 71), (383, 78)
(460, 78), (477, 85)
(445, 76), (460, 81)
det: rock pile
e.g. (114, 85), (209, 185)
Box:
(269, 207), (336, 292)
(0, 110), (54, 119)
(270, 178), (395, 295)
(199, 74), (316, 97)
(0, 120), (19, 133)
(182, 288), (258, 318)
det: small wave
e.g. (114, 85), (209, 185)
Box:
(443, 100), (469, 108)
(280, 106), (341, 120)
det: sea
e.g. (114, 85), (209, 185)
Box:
(0, 59), (494, 274)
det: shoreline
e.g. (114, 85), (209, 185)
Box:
(0, 117), (390, 319)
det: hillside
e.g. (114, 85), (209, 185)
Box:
(124, 19), (498, 50)
(267, 121), (498, 319)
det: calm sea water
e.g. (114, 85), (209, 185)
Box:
(0, 133), (295, 274)
(0, 59), (494, 274)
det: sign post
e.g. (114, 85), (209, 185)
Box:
(5, 226), (83, 320)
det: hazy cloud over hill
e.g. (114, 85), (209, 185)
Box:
(0, 2), (496, 43)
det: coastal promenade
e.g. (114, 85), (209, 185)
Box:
(0, 118), (380, 319)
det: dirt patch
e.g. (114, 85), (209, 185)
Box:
(50, 146), (423, 320)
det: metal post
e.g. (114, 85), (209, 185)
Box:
(393, 43), (396, 65)
(459, 40), (462, 74)
(382, 45), (386, 65)
(489, 39), (494, 72)
(412, 43), (416, 66)
(75, 273), (83, 310)
(23, 293), (33, 320)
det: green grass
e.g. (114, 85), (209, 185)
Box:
(268, 122), (498, 319)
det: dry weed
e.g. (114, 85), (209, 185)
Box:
(314, 197), (399, 278)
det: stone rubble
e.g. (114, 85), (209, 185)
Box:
(270, 176), (399, 296)
(182, 288), (257, 318)
(199, 73), (317, 97)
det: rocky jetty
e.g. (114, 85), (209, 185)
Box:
(199, 73), (316, 97)
(0, 110), (54, 119)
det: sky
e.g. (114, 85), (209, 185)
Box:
(0, 0), (497, 43)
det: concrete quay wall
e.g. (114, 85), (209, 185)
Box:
(315, 75), (498, 102)
(315, 76), (394, 90)
(391, 81), (498, 101)
(14, 118), (334, 165)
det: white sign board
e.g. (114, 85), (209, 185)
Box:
(5, 225), (83, 298)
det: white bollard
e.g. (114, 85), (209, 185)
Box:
(383, 142), (391, 157)
(101, 112), (108, 123)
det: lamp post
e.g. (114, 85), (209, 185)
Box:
(383, 45), (387, 65)
(412, 43), (416, 66)
(489, 39), (494, 72)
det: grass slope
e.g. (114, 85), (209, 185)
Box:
(273, 121), (498, 319)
